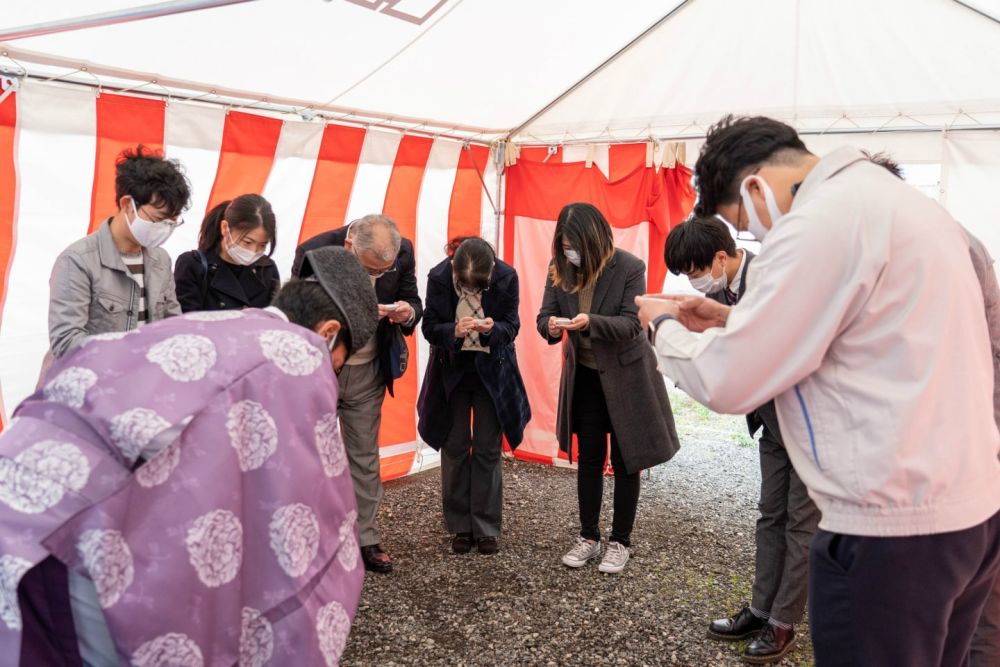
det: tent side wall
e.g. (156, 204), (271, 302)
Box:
(0, 80), (500, 480)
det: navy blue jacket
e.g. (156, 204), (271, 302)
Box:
(292, 226), (423, 396)
(417, 257), (530, 449)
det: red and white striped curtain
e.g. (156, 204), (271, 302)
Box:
(0, 80), (498, 480)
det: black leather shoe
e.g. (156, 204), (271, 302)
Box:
(707, 605), (767, 641)
(452, 533), (473, 554)
(743, 624), (796, 664)
(361, 544), (393, 573)
(477, 536), (498, 555)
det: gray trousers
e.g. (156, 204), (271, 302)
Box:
(971, 545), (1000, 665)
(751, 403), (820, 625)
(337, 359), (387, 547)
(440, 373), (503, 538)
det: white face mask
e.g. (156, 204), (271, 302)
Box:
(564, 249), (582, 267)
(326, 331), (338, 352)
(689, 262), (728, 294)
(225, 229), (265, 266)
(739, 175), (785, 242)
(128, 199), (176, 249)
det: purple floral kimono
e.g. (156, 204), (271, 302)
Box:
(0, 308), (363, 666)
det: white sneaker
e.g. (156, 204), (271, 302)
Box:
(562, 537), (601, 568)
(598, 541), (630, 574)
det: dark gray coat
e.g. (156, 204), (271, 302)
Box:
(536, 249), (680, 473)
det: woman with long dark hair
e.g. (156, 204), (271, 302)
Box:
(537, 202), (680, 574)
(418, 237), (530, 555)
(174, 194), (280, 312)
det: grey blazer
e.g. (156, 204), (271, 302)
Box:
(48, 219), (181, 358)
(536, 249), (680, 473)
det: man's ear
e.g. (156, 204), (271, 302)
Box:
(343, 236), (353, 251)
(118, 195), (133, 212)
(314, 319), (343, 340)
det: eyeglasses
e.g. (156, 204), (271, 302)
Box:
(353, 246), (397, 278)
(131, 199), (184, 228)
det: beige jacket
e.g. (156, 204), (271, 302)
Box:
(653, 147), (1000, 537)
(48, 220), (181, 358)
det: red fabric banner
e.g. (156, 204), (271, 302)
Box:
(205, 111), (282, 212)
(447, 144), (489, 242)
(298, 124), (367, 244)
(88, 94), (166, 233)
(379, 134), (433, 480)
(0, 92), (17, 424)
(503, 154), (695, 463)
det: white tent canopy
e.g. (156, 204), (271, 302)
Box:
(3, 0), (999, 143)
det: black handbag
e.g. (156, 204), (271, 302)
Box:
(387, 326), (409, 379)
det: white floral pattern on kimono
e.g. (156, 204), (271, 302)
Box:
(314, 412), (347, 477)
(0, 440), (90, 514)
(258, 330), (324, 377)
(43, 367), (98, 408)
(77, 529), (134, 608)
(226, 400), (278, 471)
(317, 600), (351, 667)
(185, 509), (243, 587)
(0, 554), (33, 630)
(239, 607), (274, 667)
(132, 632), (204, 667)
(269, 503), (320, 577)
(110, 408), (170, 461)
(146, 335), (217, 382)
(135, 439), (181, 488)
(337, 511), (359, 572)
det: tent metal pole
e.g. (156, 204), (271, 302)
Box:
(513, 123), (1000, 148)
(950, 0), (1000, 27)
(505, 0), (696, 141)
(0, 1), (260, 41)
(0, 51), (503, 140)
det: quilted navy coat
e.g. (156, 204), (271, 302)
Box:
(417, 257), (530, 449)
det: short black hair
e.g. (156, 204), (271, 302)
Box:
(694, 115), (810, 217)
(665, 217), (738, 275)
(115, 145), (191, 219)
(271, 279), (352, 352)
(861, 150), (904, 179)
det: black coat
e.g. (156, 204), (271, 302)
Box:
(417, 258), (530, 449)
(536, 249), (680, 474)
(292, 226), (423, 396)
(174, 250), (280, 312)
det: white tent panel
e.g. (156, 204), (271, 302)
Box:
(516, 0), (1000, 141)
(0, 82), (97, 415)
(2, 0), (680, 134)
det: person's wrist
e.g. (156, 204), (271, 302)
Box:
(648, 313), (677, 342)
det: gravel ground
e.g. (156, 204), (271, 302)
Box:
(341, 391), (815, 666)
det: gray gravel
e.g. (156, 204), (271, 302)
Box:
(341, 391), (815, 666)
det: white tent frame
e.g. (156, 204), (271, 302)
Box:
(2, 0), (999, 246)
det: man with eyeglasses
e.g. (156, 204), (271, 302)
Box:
(293, 214), (423, 573)
(48, 145), (189, 359)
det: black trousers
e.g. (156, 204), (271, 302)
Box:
(572, 365), (640, 547)
(751, 403), (820, 625)
(440, 372), (503, 538)
(809, 510), (1000, 666)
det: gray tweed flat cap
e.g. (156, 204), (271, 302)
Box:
(300, 246), (379, 354)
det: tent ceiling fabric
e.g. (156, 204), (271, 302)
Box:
(1, 0), (999, 141)
(1, 0), (679, 138)
(515, 0), (1000, 141)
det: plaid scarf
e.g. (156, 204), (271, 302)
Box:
(455, 285), (490, 353)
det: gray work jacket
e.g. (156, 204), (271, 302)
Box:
(48, 219), (181, 358)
